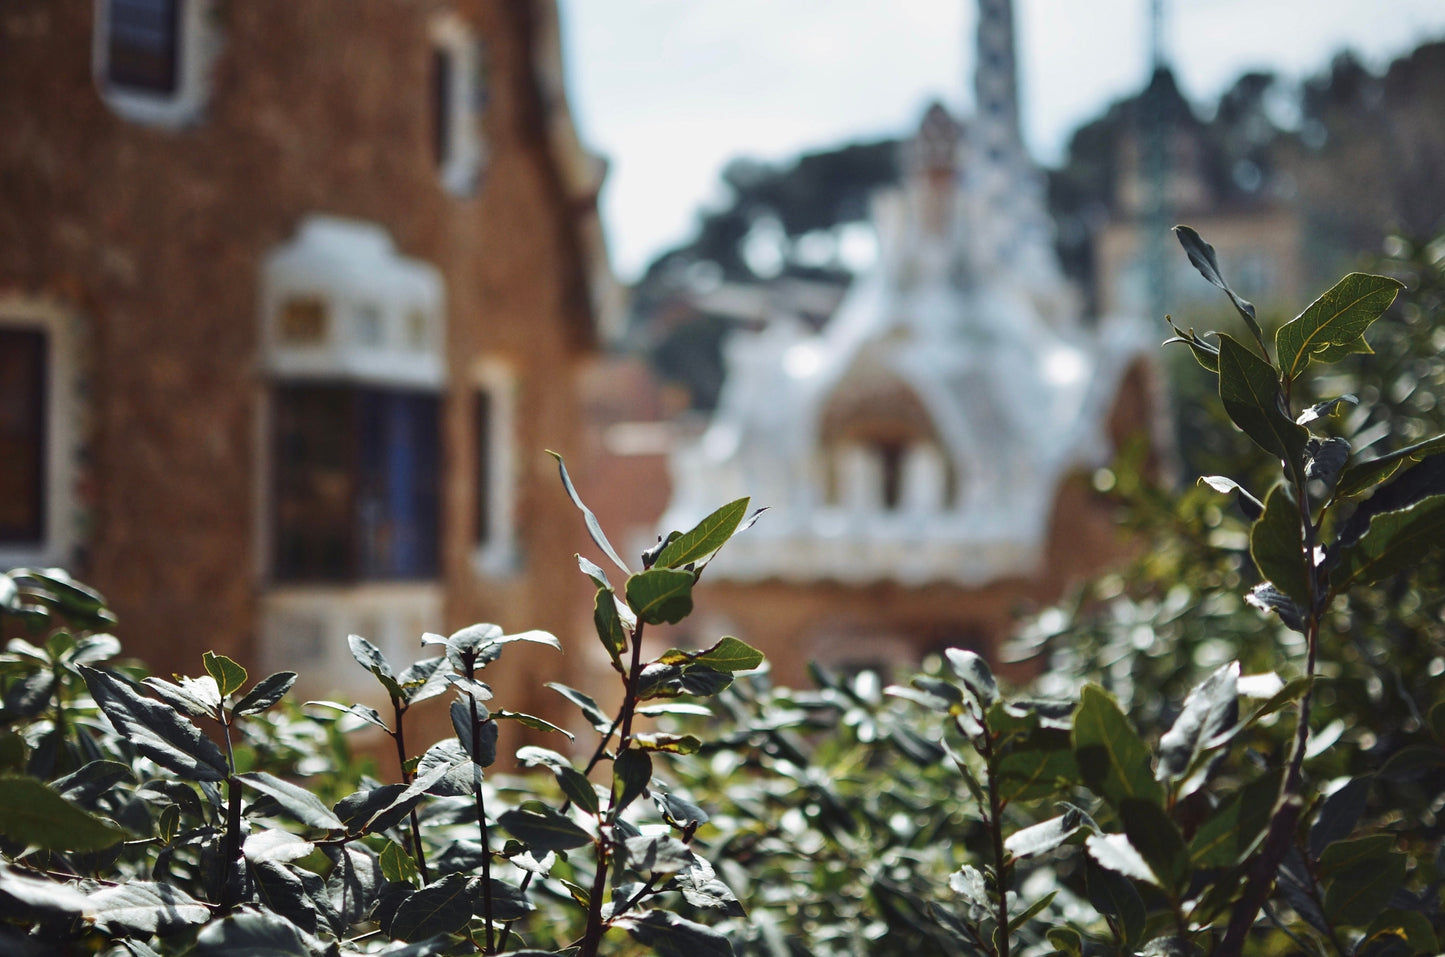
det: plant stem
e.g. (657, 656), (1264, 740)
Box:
(391, 700), (430, 885)
(979, 726), (1010, 957)
(218, 716), (243, 909)
(617, 621), (647, 749)
(466, 676), (495, 953)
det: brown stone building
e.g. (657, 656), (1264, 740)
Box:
(0, 0), (616, 708)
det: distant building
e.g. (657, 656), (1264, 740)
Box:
(0, 0), (617, 705)
(656, 0), (1166, 682)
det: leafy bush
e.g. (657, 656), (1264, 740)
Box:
(2, 230), (1444, 956)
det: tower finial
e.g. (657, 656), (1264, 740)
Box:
(974, 0), (1023, 159)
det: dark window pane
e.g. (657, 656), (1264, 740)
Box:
(474, 389), (491, 544)
(272, 385), (357, 582)
(0, 329), (47, 545)
(271, 384), (440, 583)
(357, 391), (440, 579)
(432, 47), (453, 166)
(107, 0), (180, 94)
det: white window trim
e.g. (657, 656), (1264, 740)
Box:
(93, 0), (219, 129)
(430, 13), (487, 196)
(471, 359), (518, 577)
(0, 296), (83, 571)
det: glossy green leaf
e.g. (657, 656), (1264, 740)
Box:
(612, 748), (652, 812)
(80, 666), (230, 781)
(86, 881), (210, 936)
(659, 636), (765, 673)
(1276, 272), (1403, 381)
(1073, 685), (1164, 809)
(996, 746), (1079, 803)
(1190, 769), (1282, 868)
(1217, 334), (1306, 468)
(616, 908), (733, 957)
(548, 450), (631, 575)
(1250, 485), (1309, 609)
(1364, 909), (1439, 956)
(594, 587), (628, 669)
(945, 648), (998, 707)
(390, 874), (476, 942)
(1157, 661), (1238, 791)
(499, 806), (593, 852)
(1084, 851), (1149, 948)
(493, 709), (574, 741)
(380, 840), (421, 886)
(1120, 799), (1189, 894)
(1335, 432), (1445, 499)
(238, 771), (344, 831)
(625, 568), (697, 625)
(633, 732), (702, 754)
(624, 834), (695, 875)
(653, 497), (750, 569)
(1163, 318), (1220, 372)
(233, 672), (298, 716)
(1175, 226), (1264, 345)
(1005, 810), (1087, 859)
(202, 651), (249, 698)
(545, 682), (612, 733)
(1086, 832), (1158, 885)
(141, 675), (220, 719)
(1331, 494), (1445, 593)
(346, 634), (403, 699)
(1321, 837), (1406, 926)
(0, 774), (127, 851)
(554, 764), (599, 815)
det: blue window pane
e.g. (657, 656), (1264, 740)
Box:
(107, 0), (180, 94)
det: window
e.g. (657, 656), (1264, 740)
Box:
(471, 362), (517, 575)
(0, 300), (82, 569)
(430, 14), (488, 195)
(272, 385), (439, 583)
(94, 0), (217, 127)
(105, 0), (179, 93)
(261, 217), (446, 585)
(0, 330), (47, 546)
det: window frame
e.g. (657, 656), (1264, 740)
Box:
(93, 0), (217, 128)
(0, 298), (82, 570)
(470, 360), (518, 577)
(429, 13), (488, 196)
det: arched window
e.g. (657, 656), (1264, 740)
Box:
(93, 0), (218, 128)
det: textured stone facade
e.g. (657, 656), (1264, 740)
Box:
(0, 1), (609, 714)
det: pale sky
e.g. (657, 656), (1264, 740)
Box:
(559, 1), (1445, 280)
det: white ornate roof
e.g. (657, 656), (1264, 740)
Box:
(663, 2), (1153, 586)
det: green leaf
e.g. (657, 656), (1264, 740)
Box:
(1157, 662), (1238, 792)
(1190, 768), (1282, 868)
(346, 634), (403, 699)
(1073, 685), (1164, 809)
(616, 909), (733, 957)
(625, 568), (697, 625)
(1320, 837), (1407, 927)
(1275, 272), (1403, 382)
(612, 748), (652, 812)
(1008, 889), (1057, 931)
(1174, 226), (1264, 346)
(142, 674), (221, 719)
(1364, 909), (1439, 956)
(202, 651), (249, 698)
(554, 764), (599, 815)
(1119, 799), (1189, 895)
(390, 874), (476, 942)
(1047, 927), (1084, 957)
(233, 672), (298, 716)
(237, 771), (344, 831)
(995, 746), (1079, 803)
(653, 497), (750, 569)
(499, 806), (593, 852)
(633, 732), (701, 754)
(1004, 809), (1087, 859)
(623, 834), (695, 875)
(1163, 318), (1220, 372)
(493, 709), (574, 741)
(0, 861), (88, 916)
(1335, 433), (1445, 499)
(594, 587), (629, 670)
(1330, 494), (1445, 593)
(659, 635), (765, 674)
(545, 682), (612, 733)
(80, 666), (230, 781)
(945, 648), (998, 707)
(380, 840), (421, 885)
(1216, 334), (1306, 468)
(1084, 852), (1147, 948)
(86, 881), (210, 935)
(0, 774), (127, 851)
(1086, 832), (1158, 885)
(306, 699), (391, 732)
(1250, 485), (1310, 608)
(548, 450), (632, 575)
(193, 909), (322, 956)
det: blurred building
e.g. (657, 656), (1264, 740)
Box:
(0, 0), (619, 703)
(653, 0), (1166, 683)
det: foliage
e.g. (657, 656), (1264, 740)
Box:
(3, 231), (1445, 956)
